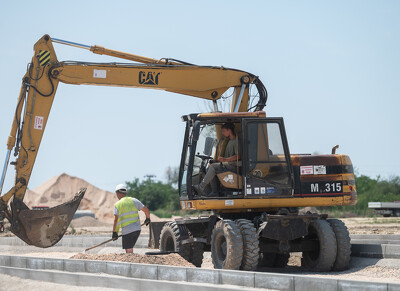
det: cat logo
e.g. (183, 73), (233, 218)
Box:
(138, 71), (160, 85)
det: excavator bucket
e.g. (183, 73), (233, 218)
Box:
(10, 188), (86, 248)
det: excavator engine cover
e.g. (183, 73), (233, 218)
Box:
(10, 188), (86, 248)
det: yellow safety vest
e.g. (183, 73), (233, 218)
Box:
(115, 197), (140, 233)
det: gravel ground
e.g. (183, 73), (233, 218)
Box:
(72, 252), (195, 267)
(340, 217), (400, 235)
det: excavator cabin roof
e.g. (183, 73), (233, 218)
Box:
(181, 111), (266, 123)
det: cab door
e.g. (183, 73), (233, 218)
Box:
(242, 118), (294, 197)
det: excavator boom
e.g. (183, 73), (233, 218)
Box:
(0, 34), (267, 247)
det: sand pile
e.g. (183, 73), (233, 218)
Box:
(70, 216), (111, 228)
(24, 173), (161, 223)
(71, 253), (194, 267)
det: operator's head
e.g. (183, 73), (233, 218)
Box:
(221, 122), (235, 138)
(115, 184), (127, 200)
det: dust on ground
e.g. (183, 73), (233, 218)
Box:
(340, 217), (400, 234)
(70, 216), (111, 228)
(199, 253), (400, 283)
(282, 253), (400, 283)
(71, 253), (195, 267)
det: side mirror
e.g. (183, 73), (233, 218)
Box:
(204, 137), (216, 156)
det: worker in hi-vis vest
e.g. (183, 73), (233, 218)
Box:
(112, 184), (151, 253)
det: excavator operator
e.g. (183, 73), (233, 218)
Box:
(196, 122), (240, 196)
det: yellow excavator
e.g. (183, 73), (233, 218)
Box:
(0, 35), (357, 272)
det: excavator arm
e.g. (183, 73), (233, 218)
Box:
(0, 34), (267, 247)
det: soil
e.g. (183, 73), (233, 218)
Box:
(71, 253), (195, 267)
(339, 217), (400, 234)
(70, 216), (112, 228)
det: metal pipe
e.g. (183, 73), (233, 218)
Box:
(51, 38), (91, 50)
(0, 149), (11, 196)
(233, 83), (246, 112)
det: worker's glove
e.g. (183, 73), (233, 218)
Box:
(144, 218), (151, 226)
(112, 232), (118, 241)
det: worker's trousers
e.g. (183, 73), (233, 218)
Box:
(201, 162), (239, 194)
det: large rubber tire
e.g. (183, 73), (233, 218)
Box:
(328, 219), (351, 271)
(191, 242), (204, 267)
(302, 219), (337, 272)
(159, 222), (191, 262)
(235, 219), (259, 271)
(211, 220), (243, 270)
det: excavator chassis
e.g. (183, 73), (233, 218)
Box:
(7, 188), (86, 248)
(151, 211), (351, 272)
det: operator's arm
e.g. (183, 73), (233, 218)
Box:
(218, 155), (241, 162)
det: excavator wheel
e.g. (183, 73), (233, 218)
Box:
(211, 219), (243, 270)
(301, 219), (337, 272)
(235, 219), (259, 271)
(259, 252), (290, 268)
(328, 219), (351, 271)
(159, 222), (191, 262)
(191, 242), (205, 268)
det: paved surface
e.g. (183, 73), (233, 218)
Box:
(1, 254), (399, 291)
(0, 234), (399, 290)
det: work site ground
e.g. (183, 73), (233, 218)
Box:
(0, 216), (399, 290)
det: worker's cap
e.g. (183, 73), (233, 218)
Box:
(115, 184), (127, 194)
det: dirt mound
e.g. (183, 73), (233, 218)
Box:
(23, 173), (161, 224)
(70, 216), (111, 228)
(71, 253), (194, 267)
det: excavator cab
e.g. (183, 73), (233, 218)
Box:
(178, 111), (294, 205)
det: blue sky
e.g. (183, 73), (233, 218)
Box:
(1, 0), (399, 192)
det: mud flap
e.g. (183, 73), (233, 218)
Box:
(10, 188), (86, 248)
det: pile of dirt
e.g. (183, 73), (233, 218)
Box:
(70, 216), (111, 228)
(24, 173), (161, 223)
(71, 253), (194, 267)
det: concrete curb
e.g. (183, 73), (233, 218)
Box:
(0, 255), (398, 291)
(0, 265), (248, 291)
(351, 234), (400, 245)
(351, 243), (400, 259)
(0, 235), (149, 248)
